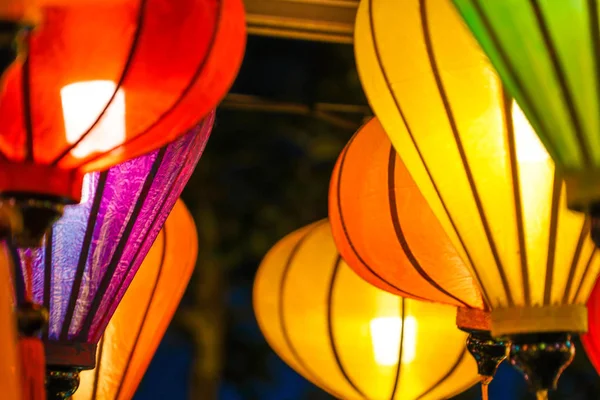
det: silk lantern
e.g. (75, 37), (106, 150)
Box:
(74, 199), (197, 400)
(451, 0), (600, 218)
(254, 220), (479, 400)
(0, 0), (245, 246)
(8, 113), (213, 399)
(0, 244), (22, 400)
(354, 0), (600, 396)
(329, 117), (507, 393)
(582, 278), (600, 378)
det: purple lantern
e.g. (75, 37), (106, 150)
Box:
(9, 112), (214, 396)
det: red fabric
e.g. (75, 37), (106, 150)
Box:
(19, 337), (46, 400)
(0, 0), (245, 200)
(583, 278), (600, 372)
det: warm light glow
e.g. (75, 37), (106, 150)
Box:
(512, 101), (549, 163)
(61, 81), (126, 159)
(370, 316), (417, 366)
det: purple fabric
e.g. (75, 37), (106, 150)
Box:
(13, 111), (214, 344)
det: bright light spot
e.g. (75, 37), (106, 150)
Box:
(370, 316), (417, 366)
(61, 81), (126, 159)
(512, 101), (549, 162)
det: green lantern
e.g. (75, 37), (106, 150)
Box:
(451, 0), (600, 213)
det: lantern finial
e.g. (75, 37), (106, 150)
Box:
(46, 368), (80, 400)
(508, 333), (575, 397)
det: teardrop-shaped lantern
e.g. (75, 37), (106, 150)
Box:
(355, 0), (597, 394)
(74, 199), (197, 400)
(329, 117), (507, 388)
(450, 0), (600, 213)
(254, 219), (479, 400)
(0, 0), (245, 246)
(8, 113), (213, 398)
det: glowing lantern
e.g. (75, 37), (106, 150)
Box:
(0, 245), (21, 400)
(254, 220), (479, 399)
(354, 0), (599, 396)
(74, 199), (197, 400)
(8, 114), (213, 398)
(451, 0), (600, 217)
(583, 278), (600, 377)
(0, 0), (245, 246)
(329, 117), (507, 392)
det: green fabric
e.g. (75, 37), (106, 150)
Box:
(452, 0), (600, 173)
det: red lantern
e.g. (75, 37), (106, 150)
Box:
(0, 0), (246, 245)
(583, 279), (600, 373)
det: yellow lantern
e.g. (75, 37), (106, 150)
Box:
(254, 220), (478, 400)
(354, 0), (599, 395)
(74, 199), (197, 400)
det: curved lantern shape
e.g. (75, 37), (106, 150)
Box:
(0, 246), (21, 400)
(75, 199), (197, 400)
(355, 0), (600, 337)
(451, 0), (600, 211)
(254, 220), (479, 400)
(354, 0), (595, 393)
(9, 113), (213, 373)
(0, 0), (244, 245)
(329, 117), (484, 312)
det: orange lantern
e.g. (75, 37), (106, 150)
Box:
(0, 0), (246, 246)
(74, 199), (197, 400)
(0, 244), (21, 400)
(329, 117), (507, 392)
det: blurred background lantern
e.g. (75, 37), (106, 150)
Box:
(329, 117), (507, 394)
(8, 113), (214, 399)
(254, 219), (479, 400)
(74, 199), (197, 400)
(354, 0), (600, 396)
(0, 0), (245, 246)
(451, 0), (600, 218)
(0, 244), (22, 400)
(583, 277), (600, 379)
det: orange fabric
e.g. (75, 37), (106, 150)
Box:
(0, 0), (246, 200)
(75, 199), (197, 400)
(0, 245), (21, 400)
(329, 118), (484, 310)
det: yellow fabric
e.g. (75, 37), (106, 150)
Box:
(354, 0), (600, 331)
(75, 200), (197, 400)
(254, 220), (478, 400)
(0, 246), (21, 400)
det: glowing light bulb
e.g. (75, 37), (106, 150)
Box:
(512, 101), (549, 163)
(370, 316), (417, 366)
(61, 80), (126, 159)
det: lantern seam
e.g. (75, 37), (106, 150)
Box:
(326, 255), (366, 398)
(364, 0), (491, 307)
(73, 0), (225, 170)
(387, 145), (471, 308)
(420, 0), (513, 305)
(467, 0), (561, 163)
(114, 229), (167, 400)
(542, 172), (562, 305)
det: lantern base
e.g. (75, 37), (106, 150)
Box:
(464, 330), (508, 381)
(46, 367), (80, 400)
(508, 333), (575, 395)
(0, 193), (68, 247)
